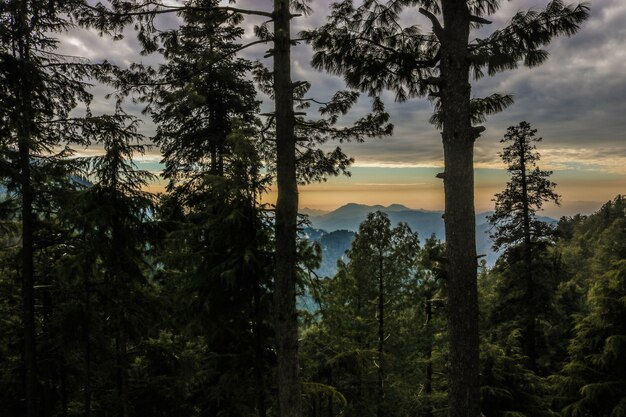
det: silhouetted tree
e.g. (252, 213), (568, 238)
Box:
(488, 121), (560, 371)
(0, 1), (121, 414)
(307, 2), (588, 414)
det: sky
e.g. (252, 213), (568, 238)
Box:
(62, 0), (626, 217)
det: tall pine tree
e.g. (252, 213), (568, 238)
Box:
(488, 121), (560, 372)
(307, 3), (588, 414)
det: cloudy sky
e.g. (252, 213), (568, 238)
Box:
(64, 0), (626, 216)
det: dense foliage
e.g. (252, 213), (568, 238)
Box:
(2, 2), (622, 417)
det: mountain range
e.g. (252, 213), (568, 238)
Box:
(302, 203), (556, 276)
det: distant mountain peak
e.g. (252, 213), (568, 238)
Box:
(300, 207), (330, 216)
(385, 203), (411, 211)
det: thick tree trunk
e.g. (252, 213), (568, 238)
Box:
(439, 2), (480, 417)
(273, 1), (302, 417)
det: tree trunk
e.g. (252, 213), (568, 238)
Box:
(424, 300), (433, 417)
(16, 1), (38, 414)
(115, 331), (129, 417)
(273, 1), (302, 417)
(439, 2), (480, 417)
(19, 110), (37, 417)
(253, 269), (267, 417)
(84, 269), (92, 417)
(519, 144), (537, 371)
(377, 253), (384, 417)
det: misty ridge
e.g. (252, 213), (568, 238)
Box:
(301, 203), (557, 275)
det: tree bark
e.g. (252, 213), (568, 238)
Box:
(439, 2), (480, 417)
(273, 1), (302, 417)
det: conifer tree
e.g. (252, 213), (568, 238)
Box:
(307, 3), (588, 414)
(302, 212), (420, 417)
(489, 122), (560, 252)
(146, 5), (260, 186)
(0, 1), (124, 414)
(79, 4), (391, 416)
(488, 121), (560, 371)
(416, 235), (448, 417)
(62, 113), (156, 417)
(143, 7), (275, 414)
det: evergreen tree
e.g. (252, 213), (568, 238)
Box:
(301, 212), (422, 417)
(488, 121), (560, 372)
(548, 196), (626, 416)
(415, 235), (448, 417)
(0, 1), (125, 414)
(478, 255), (556, 417)
(146, 4), (260, 186)
(489, 122), (560, 252)
(143, 6), (275, 414)
(307, 3), (589, 414)
(58, 113), (156, 417)
(79, 4), (391, 416)
(155, 126), (276, 417)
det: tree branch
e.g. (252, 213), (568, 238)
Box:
(418, 8), (443, 39)
(469, 15), (492, 25)
(81, 2), (273, 18)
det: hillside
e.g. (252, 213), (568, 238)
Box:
(303, 203), (557, 275)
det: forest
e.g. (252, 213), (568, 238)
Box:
(1, 1), (625, 417)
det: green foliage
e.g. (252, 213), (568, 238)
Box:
(145, 1), (261, 189)
(481, 335), (555, 417)
(486, 245), (564, 373)
(0, 2), (620, 417)
(557, 260), (626, 417)
(301, 213), (450, 417)
(306, 0), (589, 126)
(486, 121), (562, 375)
(488, 122), (560, 252)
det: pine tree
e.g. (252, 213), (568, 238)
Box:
(146, 5), (260, 186)
(487, 121), (560, 371)
(307, 4), (588, 413)
(489, 122), (560, 252)
(155, 126), (276, 417)
(144, 7), (275, 414)
(416, 235), (448, 417)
